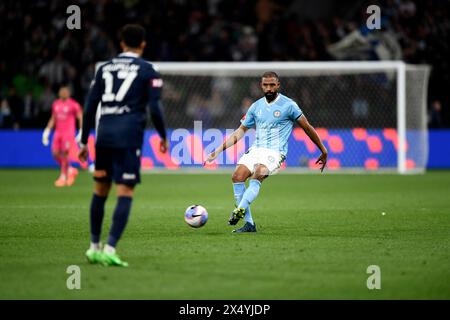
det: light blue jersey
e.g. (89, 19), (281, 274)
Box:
(241, 93), (303, 156)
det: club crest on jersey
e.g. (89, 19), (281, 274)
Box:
(273, 110), (281, 117)
(268, 156), (275, 162)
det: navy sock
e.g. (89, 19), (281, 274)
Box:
(90, 194), (107, 243)
(107, 196), (133, 248)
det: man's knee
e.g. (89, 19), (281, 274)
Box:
(253, 165), (269, 181)
(53, 151), (68, 159)
(232, 171), (248, 183)
(95, 181), (111, 197)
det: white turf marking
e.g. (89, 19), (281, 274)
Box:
(0, 205), (226, 210)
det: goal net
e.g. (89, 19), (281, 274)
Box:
(150, 62), (430, 173)
(95, 61), (430, 173)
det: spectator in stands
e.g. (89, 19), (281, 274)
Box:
(38, 53), (73, 92)
(22, 90), (38, 128)
(0, 97), (13, 128)
(38, 84), (56, 127)
(429, 100), (444, 129)
(7, 87), (23, 130)
(240, 97), (253, 115)
(0, 0), (448, 128)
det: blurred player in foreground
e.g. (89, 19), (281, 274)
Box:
(42, 85), (83, 187)
(205, 72), (328, 233)
(79, 24), (168, 267)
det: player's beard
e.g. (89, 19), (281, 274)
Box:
(265, 91), (277, 102)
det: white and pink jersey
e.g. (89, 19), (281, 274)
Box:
(52, 98), (81, 137)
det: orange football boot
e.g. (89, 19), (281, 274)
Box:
(54, 175), (66, 187)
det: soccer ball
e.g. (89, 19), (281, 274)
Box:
(184, 205), (208, 228)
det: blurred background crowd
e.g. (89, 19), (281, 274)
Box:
(0, 0), (448, 129)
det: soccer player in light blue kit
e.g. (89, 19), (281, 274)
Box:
(205, 72), (328, 233)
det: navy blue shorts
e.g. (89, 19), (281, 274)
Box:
(94, 147), (141, 186)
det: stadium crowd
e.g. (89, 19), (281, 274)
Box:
(0, 0), (448, 129)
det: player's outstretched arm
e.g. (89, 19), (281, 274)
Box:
(297, 115), (328, 172)
(42, 115), (55, 146)
(204, 125), (248, 164)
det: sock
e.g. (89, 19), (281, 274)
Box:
(103, 244), (116, 254)
(107, 196), (132, 248)
(90, 194), (107, 243)
(238, 179), (261, 212)
(90, 242), (101, 251)
(60, 156), (69, 178)
(233, 182), (254, 225)
(233, 182), (245, 205)
(54, 155), (63, 177)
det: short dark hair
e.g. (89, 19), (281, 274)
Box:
(120, 24), (146, 48)
(262, 71), (280, 81)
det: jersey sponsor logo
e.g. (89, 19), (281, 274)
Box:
(122, 173), (136, 180)
(273, 110), (281, 117)
(151, 78), (163, 88)
(100, 105), (131, 115)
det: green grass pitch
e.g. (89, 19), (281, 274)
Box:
(0, 169), (449, 299)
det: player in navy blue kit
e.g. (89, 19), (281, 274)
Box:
(79, 25), (168, 267)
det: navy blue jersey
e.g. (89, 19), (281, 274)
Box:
(81, 52), (166, 148)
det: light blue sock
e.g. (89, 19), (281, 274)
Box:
(233, 182), (245, 206)
(237, 179), (261, 221)
(233, 182), (254, 225)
